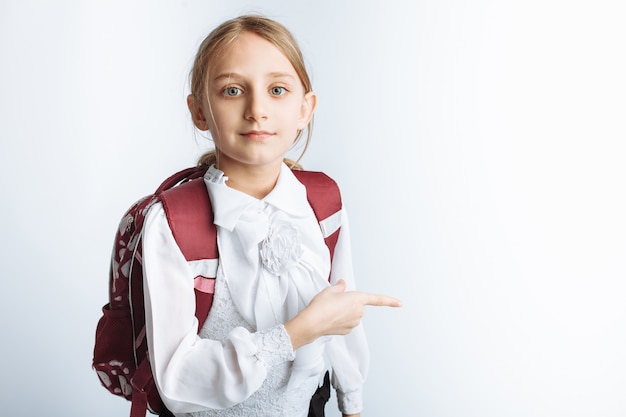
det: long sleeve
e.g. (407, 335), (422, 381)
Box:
(327, 209), (370, 415)
(141, 202), (295, 413)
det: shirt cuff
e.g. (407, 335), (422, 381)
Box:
(337, 388), (363, 415)
(252, 324), (295, 368)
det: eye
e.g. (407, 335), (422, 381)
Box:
(269, 86), (287, 96)
(223, 86), (242, 97)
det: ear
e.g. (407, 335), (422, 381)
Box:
(187, 94), (210, 131)
(297, 91), (317, 130)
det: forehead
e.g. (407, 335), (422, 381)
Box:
(210, 31), (299, 80)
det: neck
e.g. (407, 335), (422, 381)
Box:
(218, 159), (283, 200)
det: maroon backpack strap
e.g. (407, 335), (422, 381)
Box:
(129, 358), (153, 417)
(160, 178), (216, 260)
(292, 170), (343, 262)
(159, 177), (217, 331)
(155, 166), (206, 194)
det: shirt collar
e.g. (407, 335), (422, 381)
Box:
(203, 163), (310, 232)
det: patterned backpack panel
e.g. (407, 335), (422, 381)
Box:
(93, 193), (165, 412)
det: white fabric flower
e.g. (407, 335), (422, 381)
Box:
(260, 220), (303, 276)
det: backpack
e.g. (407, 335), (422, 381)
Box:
(93, 165), (342, 417)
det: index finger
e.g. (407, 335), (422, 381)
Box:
(357, 292), (403, 308)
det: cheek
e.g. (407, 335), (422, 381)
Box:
(280, 100), (301, 123)
(205, 104), (231, 132)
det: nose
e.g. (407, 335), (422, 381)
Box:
(244, 89), (268, 121)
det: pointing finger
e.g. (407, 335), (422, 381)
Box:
(357, 292), (402, 308)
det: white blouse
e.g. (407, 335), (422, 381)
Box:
(142, 164), (369, 416)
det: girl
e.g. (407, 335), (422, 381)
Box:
(141, 14), (401, 417)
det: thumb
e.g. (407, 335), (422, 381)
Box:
(332, 279), (346, 292)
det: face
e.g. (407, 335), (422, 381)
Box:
(189, 32), (316, 173)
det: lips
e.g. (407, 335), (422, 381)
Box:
(242, 130), (274, 141)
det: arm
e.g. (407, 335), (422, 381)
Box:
(142, 203), (295, 413)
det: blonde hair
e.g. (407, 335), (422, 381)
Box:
(191, 15), (313, 170)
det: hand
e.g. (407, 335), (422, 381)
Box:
(305, 279), (402, 336)
(285, 280), (401, 349)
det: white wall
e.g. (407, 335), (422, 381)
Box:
(1, 1), (625, 416)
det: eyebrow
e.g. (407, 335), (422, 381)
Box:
(212, 72), (296, 83)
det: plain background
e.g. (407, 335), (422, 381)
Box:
(1, 0), (625, 416)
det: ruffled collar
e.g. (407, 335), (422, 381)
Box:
(204, 163), (311, 232)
